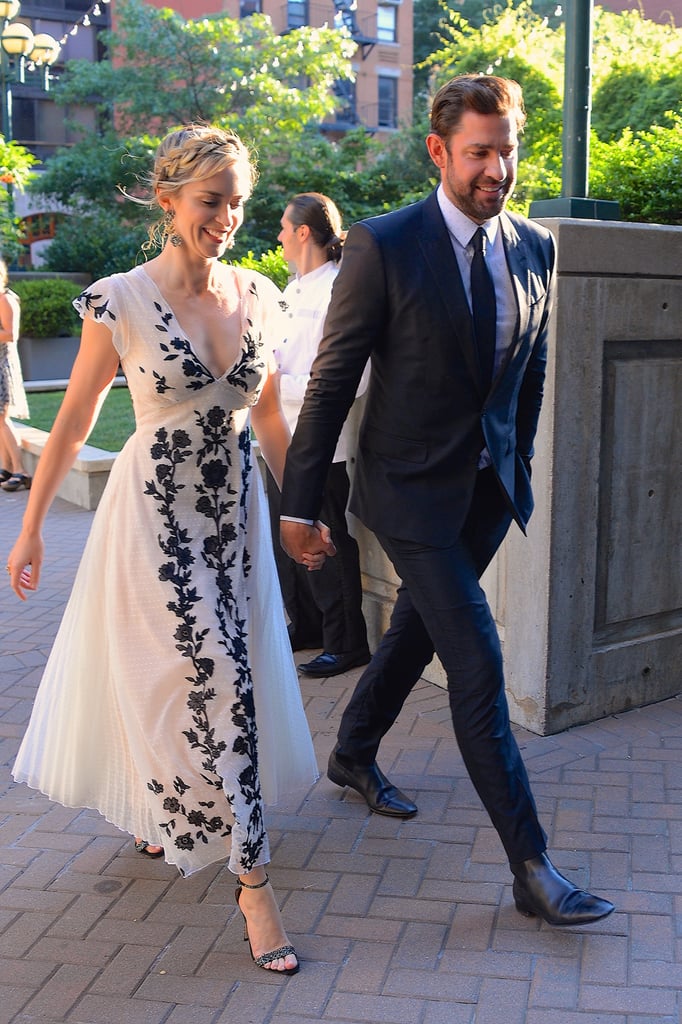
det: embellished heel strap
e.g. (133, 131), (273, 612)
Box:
(236, 872), (270, 890)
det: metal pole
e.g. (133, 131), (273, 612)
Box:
(562, 0), (593, 198)
(0, 45), (10, 140)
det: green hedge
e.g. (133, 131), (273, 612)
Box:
(12, 278), (83, 338)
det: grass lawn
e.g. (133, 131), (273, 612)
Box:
(24, 386), (136, 452)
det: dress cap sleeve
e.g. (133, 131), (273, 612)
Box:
(73, 275), (127, 358)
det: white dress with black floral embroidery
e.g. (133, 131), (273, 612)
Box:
(12, 265), (318, 877)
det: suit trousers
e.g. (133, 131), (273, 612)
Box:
(267, 462), (369, 656)
(336, 467), (547, 864)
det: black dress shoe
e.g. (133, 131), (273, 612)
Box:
(511, 853), (615, 926)
(327, 749), (418, 818)
(298, 650), (371, 677)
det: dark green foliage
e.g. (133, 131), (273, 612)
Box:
(592, 64), (682, 141)
(40, 216), (149, 281)
(230, 248), (290, 290)
(589, 118), (682, 225)
(29, 129), (154, 278)
(237, 124), (437, 258)
(12, 278), (82, 338)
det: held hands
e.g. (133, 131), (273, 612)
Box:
(281, 519), (337, 572)
(6, 532), (43, 601)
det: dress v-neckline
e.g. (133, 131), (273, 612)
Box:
(136, 264), (244, 381)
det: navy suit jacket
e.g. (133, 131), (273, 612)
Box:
(280, 190), (556, 546)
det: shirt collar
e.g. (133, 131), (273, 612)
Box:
(293, 261), (336, 287)
(436, 184), (500, 250)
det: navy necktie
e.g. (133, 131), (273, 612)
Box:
(470, 227), (497, 386)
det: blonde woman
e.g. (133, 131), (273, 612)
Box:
(7, 125), (332, 975)
(0, 258), (30, 491)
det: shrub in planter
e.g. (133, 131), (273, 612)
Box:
(12, 278), (82, 338)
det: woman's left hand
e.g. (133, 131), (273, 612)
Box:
(300, 519), (335, 571)
(301, 550), (326, 572)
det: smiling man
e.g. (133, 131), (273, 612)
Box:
(280, 74), (615, 928)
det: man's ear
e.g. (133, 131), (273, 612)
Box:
(425, 132), (447, 170)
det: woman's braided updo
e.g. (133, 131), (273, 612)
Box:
(131, 124), (258, 252)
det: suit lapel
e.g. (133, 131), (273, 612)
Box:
(416, 192), (483, 395)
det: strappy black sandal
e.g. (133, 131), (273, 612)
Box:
(235, 874), (300, 975)
(1, 473), (31, 492)
(134, 838), (164, 858)
(0, 468), (11, 483)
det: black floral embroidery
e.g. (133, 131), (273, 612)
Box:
(136, 273), (273, 871)
(144, 408), (264, 869)
(150, 300), (213, 394)
(75, 288), (116, 324)
(194, 405), (264, 869)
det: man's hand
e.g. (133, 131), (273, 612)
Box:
(281, 520), (337, 571)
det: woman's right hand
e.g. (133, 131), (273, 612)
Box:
(6, 531), (43, 600)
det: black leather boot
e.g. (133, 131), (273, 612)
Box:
(511, 853), (615, 926)
(327, 748), (417, 817)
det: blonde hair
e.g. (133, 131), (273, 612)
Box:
(0, 258), (7, 291)
(130, 124), (258, 252)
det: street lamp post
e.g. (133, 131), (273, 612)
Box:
(0, 0), (60, 142)
(529, 0), (619, 221)
(0, 0), (59, 260)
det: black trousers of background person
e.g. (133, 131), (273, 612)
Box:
(336, 467), (547, 865)
(266, 461), (369, 657)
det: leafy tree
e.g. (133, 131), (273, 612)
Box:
(413, 0), (563, 98)
(590, 8), (682, 142)
(32, 0), (357, 274)
(40, 215), (148, 282)
(242, 123), (436, 256)
(0, 136), (38, 263)
(589, 118), (682, 225)
(592, 63), (682, 142)
(590, 7), (682, 89)
(56, 0), (356, 140)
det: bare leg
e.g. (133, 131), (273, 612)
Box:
(235, 865), (298, 973)
(0, 408), (25, 474)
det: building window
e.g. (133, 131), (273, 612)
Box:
(287, 0), (308, 28)
(378, 75), (398, 128)
(377, 4), (397, 43)
(11, 96), (37, 146)
(334, 79), (357, 125)
(240, 0), (262, 15)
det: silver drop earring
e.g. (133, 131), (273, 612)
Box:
(164, 209), (182, 247)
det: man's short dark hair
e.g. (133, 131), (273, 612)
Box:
(430, 74), (527, 138)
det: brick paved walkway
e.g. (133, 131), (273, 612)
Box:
(1, 490), (680, 1023)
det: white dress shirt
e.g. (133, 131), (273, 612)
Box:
(436, 186), (518, 467)
(436, 185), (518, 380)
(274, 260), (368, 464)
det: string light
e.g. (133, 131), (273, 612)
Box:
(56, 0), (108, 56)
